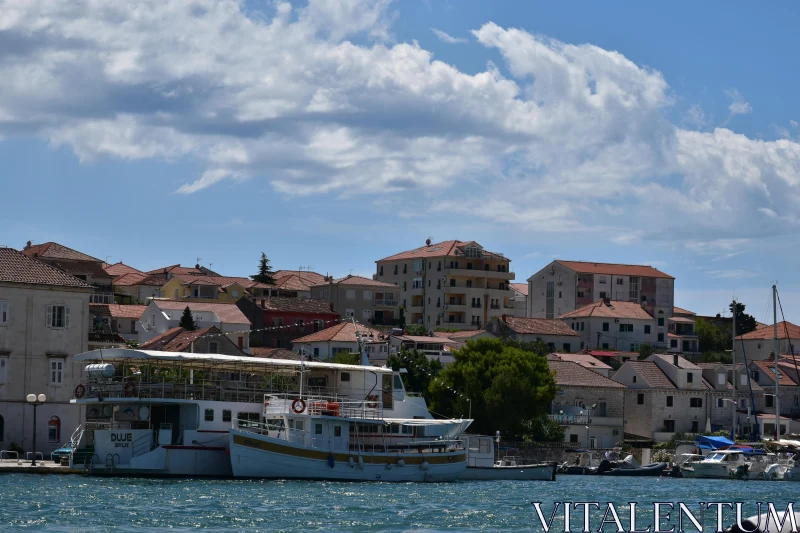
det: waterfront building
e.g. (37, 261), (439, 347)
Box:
(559, 300), (661, 352)
(0, 247), (93, 454)
(549, 352), (612, 378)
(737, 321), (800, 361)
(485, 315), (580, 353)
(310, 274), (400, 325)
(375, 240), (515, 331)
(292, 321), (387, 361)
(21, 241), (114, 304)
(236, 296), (339, 350)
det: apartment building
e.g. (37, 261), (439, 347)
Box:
(668, 306), (700, 356)
(738, 321), (800, 361)
(528, 260), (674, 322)
(559, 300), (662, 351)
(0, 247), (93, 454)
(375, 240), (514, 331)
(310, 275), (400, 325)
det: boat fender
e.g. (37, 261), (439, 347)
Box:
(421, 461), (429, 471)
(291, 398), (306, 414)
(396, 459), (405, 467)
(327, 453), (335, 469)
(357, 455), (364, 469)
(348, 456), (355, 468)
(385, 463), (393, 470)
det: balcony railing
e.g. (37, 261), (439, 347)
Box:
(374, 299), (398, 307)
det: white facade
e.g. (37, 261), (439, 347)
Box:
(739, 337), (799, 361)
(562, 315), (658, 352)
(0, 282), (91, 454)
(138, 302), (250, 352)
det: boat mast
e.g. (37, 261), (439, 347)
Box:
(731, 298), (736, 441)
(773, 284), (779, 441)
(352, 317), (370, 366)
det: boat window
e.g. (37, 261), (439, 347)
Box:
(237, 412), (260, 429)
(288, 419), (294, 429)
(401, 425), (413, 435)
(341, 372), (350, 382)
(222, 410), (232, 423)
(315, 423), (323, 435)
(389, 424), (399, 434)
(309, 377), (328, 388)
(295, 420), (304, 431)
(334, 426), (342, 437)
(204, 409), (214, 422)
(394, 375), (403, 390)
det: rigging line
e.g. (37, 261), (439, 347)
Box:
(775, 290), (799, 406)
(737, 336), (760, 441)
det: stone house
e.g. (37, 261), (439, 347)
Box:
(485, 315), (581, 353)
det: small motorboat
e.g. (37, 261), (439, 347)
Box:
(461, 436), (556, 481)
(668, 453), (704, 478)
(596, 455), (667, 476)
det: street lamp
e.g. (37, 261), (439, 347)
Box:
(26, 393), (46, 466)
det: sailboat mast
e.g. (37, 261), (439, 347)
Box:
(773, 284), (779, 440)
(731, 299), (736, 441)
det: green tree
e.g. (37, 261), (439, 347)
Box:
(696, 317), (728, 353)
(331, 352), (359, 365)
(387, 349), (442, 402)
(638, 343), (654, 360)
(178, 306), (197, 330)
(525, 414), (566, 442)
(251, 252), (276, 286)
(398, 306), (406, 328)
(730, 301), (757, 336)
(429, 338), (557, 439)
(405, 324), (428, 336)
(503, 338), (551, 357)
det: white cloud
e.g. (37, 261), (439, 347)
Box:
(725, 88), (752, 118)
(683, 103), (709, 128)
(431, 28), (467, 44)
(0, 0), (799, 251)
(706, 269), (759, 280)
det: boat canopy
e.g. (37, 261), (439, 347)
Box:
(74, 348), (394, 374)
(695, 435), (734, 450)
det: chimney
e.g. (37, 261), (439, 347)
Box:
(426, 238), (432, 246)
(25, 240), (31, 248)
(602, 297), (611, 306)
(769, 351), (775, 362)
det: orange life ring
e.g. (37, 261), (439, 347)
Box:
(74, 384), (86, 399)
(123, 382), (137, 397)
(291, 398), (306, 414)
(367, 395), (379, 409)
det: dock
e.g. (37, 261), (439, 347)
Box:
(0, 460), (81, 474)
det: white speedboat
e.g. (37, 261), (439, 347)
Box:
(460, 435), (556, 481)
(672, 453), (704, 478)
(764, 451), (800, 481)
(692, 448), (772, 479)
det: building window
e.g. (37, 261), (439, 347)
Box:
(666, 396), (673, 407)
(346, 289), (356, 299)
(362, 309), (372, 320)
(691, 421), (699, 433)
(658, 333), (664, 342)
(637, 393), (644, 405)
(602, 322), (609, 332)
(633, 376), (637, 383)
(205, 409), (214, 422)
(345, 309), (354, 318)
(580, 322), (585, 331)
(393, 265), (398, 275)
(293, 319), (304, 328)
(413, 260), (424, 272)
(663, 420), (675, 432)
(750, 371), (759, 381)
(314, 320), (324, 332)
(48, 416), (61, 442)
(363, 290), (373, 300)
(717, 373), (725, 385)
(403, 264), (407, 274)
(0, 301), (7, 325)
(379, 266), (384, 276)
(47, 305), (70, 328)
(222, 410), (232, 422)
(658, 318), (665, 327)
(644, 325), (651, 334)
(569, 434), (578, 443)
(312, 347), (319, 357)
(209, 341), (219, 353)
(602, 343), (609, 349)
(50, 359), (64, 385)
(717, 398), (725, 408)
(599, 292), (607, 299)
(619, 324), (633, 333)
(670, 339), (678, 348)
(690, 398), (702, 408)
(0, 357), (7, 384)
(687, 372), (693, 383)
(272, 317), (284, 327)
(563, 343), (571, 353)
(599, 276), (607, 285)
(231, 290), (239, 298)
(766, 395), (774, 408)
(616, 278), (624, 285)
(577, 291), (584, 298)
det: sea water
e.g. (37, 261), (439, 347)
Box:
(0, 474), (797, 532)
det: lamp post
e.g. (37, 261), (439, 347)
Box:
(26, 393), (46, 466)
(587, 403), (596, 448)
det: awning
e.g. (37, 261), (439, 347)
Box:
(695, 435), (734, 450)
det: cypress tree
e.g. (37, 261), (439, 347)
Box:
(178, 306), (197, 331)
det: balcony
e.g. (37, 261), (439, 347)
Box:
(375, 299), (398, 307)
(548, 414), (623, 427)
(446, 268), (515, 280)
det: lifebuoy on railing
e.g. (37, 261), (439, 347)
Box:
(123, 382), (137, 397)
(291, 398), (306, 414)
(367, 395), (378, 409)
(74, 384), (86, 399)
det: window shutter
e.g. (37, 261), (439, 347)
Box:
(46, 305), (52, 328)
(65, 306), (71, 328)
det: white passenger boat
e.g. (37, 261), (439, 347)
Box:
(460, 435), (556, 481)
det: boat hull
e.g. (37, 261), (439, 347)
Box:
(692, 463), (733, 479)
(460, 463), (556, 481)
(229, 430), (466, 482)
(598, 463), (667, 476)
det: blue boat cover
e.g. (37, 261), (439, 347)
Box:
(695, 435), (734, 450)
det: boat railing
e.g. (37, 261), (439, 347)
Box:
(265, 393), (385, 420)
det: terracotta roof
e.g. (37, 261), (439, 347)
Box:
(273, 270), (326, 285)
(554, 260), (673, 279)
(751, 360), (798, 386)
(500, 316), (579, 337)
(112, 272), (148, 286)
(272, 273), (314, 292)
(669, 316), (695, 324)
(622, 361), (676, 389)
(312, 275), (397, 288)
(697, 362), (725, 369)
(394, 335), (457, 344)
(257, 297), (337, 315)
(145, 264), (205, 276)
(510, 283), (528, 296)
(559, 300), (653, 320)
(249, 347), (305, 360)
(377, 240), (509, 262)
(548, 361), (625, 388)
(433, 330), (494, 340)
(0, 248), (93, 288)
(139, 326), (238, 352)
(673, 306), (695, 316)
(585, 350), (638, 358)
(650, 353), (700, 370)
(740, 321), (800, 340)
(294, 322), (385, 344)
(21, 242), (101, 262)
(90, 303), (147, 320)
(104, 262), (143, 277)
(138, 327), (186, 350)
(152, 300), (251, 324)
(552, 353), (612, 371)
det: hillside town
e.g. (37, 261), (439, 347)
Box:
(2, 238), (799, 457)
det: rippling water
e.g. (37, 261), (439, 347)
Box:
(1, 474), (796, 532)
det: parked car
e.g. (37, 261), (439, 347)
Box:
(51, 442), (73, 463)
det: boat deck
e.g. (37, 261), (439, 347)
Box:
(0, 460), (80, 474)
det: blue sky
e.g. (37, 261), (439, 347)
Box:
(1, 0), (799, 323)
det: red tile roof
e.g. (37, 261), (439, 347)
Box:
(21, 242), (101, 262)
(273, 270), (327, 286)
(510, 283), (528, 296)
(377, 240), (509, 262)
(751, 360), (798, 386)
(312, 274), (397, 288)
(294, 322), (385, 344)
(500, 316), (579, 336)
(394, 335), (457, 344)
(249, 347), (305, 360)
(152, 300), (251, 324)
(104, 262), (143, 277)
(740, 321), (800, 340)
(673, 306), (696, 316)
(90, 303), (147, 320)
(552, 353), (612, 371)
(145, 264), (205, 276)
(140, 326), (239, 352)
(256, 297), (337, 315)
(548, 361), (625, 388)
(0, 248), (93, 288)
(112, 272), (149, 286)
(559, 300), (654, 320)
(621, 361), (676, 389)
(433, 330), (494, 340)
(555, 260), (673, 279)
